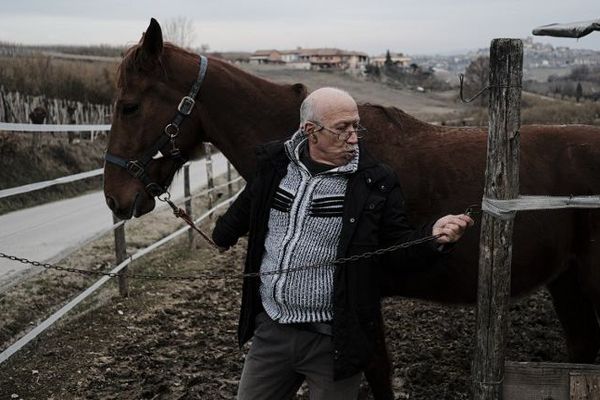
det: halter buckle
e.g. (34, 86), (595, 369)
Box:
(178, 96), (195, 116)
(164, 123), (180, 137)
(126, 160), (145, 179)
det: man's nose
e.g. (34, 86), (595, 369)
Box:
(347, 131), (359, 144)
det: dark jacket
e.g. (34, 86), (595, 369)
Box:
(212, 138), (446, 383)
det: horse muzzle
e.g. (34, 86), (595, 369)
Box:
(105, 191), (156, 220)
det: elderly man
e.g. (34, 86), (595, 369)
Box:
(212, 87), (473, 400)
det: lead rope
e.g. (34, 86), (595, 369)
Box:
(157, 191), (219, 248)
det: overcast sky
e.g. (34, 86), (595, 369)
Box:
(1, 0), (599, 55)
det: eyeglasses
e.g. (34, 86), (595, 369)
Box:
(310, 121), (368, 141)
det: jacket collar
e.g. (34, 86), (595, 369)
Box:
(255, 133), (381, 176)
(283, 130), (360, 175)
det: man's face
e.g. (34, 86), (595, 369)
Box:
(305, 98), (360, 167)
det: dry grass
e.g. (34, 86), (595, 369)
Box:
(448, 91), (600, 127)
(0, 55), (117, 104)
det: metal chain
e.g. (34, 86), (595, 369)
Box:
(0, 204), (480, 282)
(0, 253), (122, 278)
(242, 234), (442, 278)
(0, 234), (441, 282)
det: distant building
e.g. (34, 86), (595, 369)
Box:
(249, 50), (284, 64)
(280, 50), (299, 63)
(297, 48), (369, 71)
(370, 52), (411, 67)
(249, 47), (368, 72)
(280, 49), (311, 69)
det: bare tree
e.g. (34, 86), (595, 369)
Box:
(163, 17), (197, 49)
(463, 56), (489, 106)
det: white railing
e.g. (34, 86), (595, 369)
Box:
(0, 141), (244, 365)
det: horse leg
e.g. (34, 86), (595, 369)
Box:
(547, 259), (600, 363)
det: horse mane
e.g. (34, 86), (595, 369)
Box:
(360, 103), (437, 132)
(118, 42), (308, 104)
(118, 42), (200, 88)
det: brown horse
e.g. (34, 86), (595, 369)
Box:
(104, 18), (600, 395)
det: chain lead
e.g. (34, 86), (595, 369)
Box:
(0, 234), (442, 282)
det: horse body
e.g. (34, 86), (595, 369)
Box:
(104, 19), (600, 369)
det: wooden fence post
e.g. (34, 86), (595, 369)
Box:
(29, 106), (46, 150)
(112, 215), (129, 297)
(204, 142), (214, 217)
(0, 86), (6, 122)
(184, 163), (194, 248)
(472, 38), (523, 400)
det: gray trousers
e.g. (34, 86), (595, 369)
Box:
(237, 312), (362, 400)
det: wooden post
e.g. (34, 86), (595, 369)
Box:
(227, 161), (233, 198)
(28, 106), (46, 150)
(112, 214), (129, 297)
(0, 86), (5, 122)
(204, 142), (214, 216)
(184, 163), (194, 248)
(472, 39), (523, 400)
(67, 104), (76, 144)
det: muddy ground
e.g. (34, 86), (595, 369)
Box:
(0, 194), (578, 399)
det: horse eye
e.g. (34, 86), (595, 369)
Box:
(121, 103), (139, 115)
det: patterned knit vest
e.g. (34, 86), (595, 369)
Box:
(260, 131), (359, 323)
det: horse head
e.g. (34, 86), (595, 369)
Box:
(104, 18), (208, 219)
(104, 18), (308, 219)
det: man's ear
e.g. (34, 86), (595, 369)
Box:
(301, 121), (314, 134)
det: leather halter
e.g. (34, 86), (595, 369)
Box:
(105, 55), (209, 197)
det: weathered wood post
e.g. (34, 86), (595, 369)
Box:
(67, 104), (76, 144)
(112, 215), (129, 297)
(183, 163), (194, 248)
(28, 106), (47, 150)
(472, 38), (523, 400)
(204, 142), (215, 217)
(0, 86), (6, 122)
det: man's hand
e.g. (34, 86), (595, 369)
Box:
(432, 214), (474, 244)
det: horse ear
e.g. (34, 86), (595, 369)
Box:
(292, 83), (307, 97)
(140, 18), (163, 62)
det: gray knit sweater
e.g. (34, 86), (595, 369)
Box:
(260, 131), (359, 323)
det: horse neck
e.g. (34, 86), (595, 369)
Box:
(198, 59), (304, 179)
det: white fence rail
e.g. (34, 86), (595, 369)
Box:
(0, 122), (111, 132)
(0, 143), (244, 365)
(0, 190), (241, 365)
(0, 168), (103, 199)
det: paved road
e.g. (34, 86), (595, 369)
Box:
(0, 154), (230, 287)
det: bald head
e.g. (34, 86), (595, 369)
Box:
(298, 87), (360, 166)
(299, 87), (357, 126)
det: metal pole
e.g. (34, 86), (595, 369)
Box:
(472, 38), (523, 400)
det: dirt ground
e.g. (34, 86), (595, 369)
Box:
(0, 190), (577, 399)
